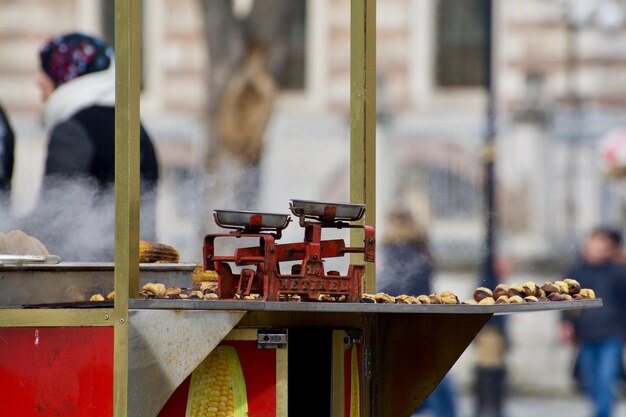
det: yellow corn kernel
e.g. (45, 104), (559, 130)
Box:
(186, 345), (248, 417)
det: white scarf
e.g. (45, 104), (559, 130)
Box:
(43, 61), (116, 133)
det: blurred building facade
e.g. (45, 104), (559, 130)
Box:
(2, 0), (626, 267)
(2, 0), (626, 397)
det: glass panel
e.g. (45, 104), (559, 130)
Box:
(276, 0), (307, 90)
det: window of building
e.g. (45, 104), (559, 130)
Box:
(435, 0), (487, 87)
(101, 1), (147, 46)
(101, 1), (115, 46)
(403, 167), (480, 219)
(276, 0), (307, 90)
(102, 0), (305, 91)
(101, 1), (146, 88)
(426, 166), (481, 218)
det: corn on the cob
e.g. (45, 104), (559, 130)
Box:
(139, 240), (180, 263)
(186, 345), (248, 417)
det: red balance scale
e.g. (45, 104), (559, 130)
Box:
(203, 200), (375, 302)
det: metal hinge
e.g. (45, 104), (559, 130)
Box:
(343, 330), (363, 350)
(363, 347), (372, 378)
(257, 329), (288, 349)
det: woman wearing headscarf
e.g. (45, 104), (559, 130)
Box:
(29, 33), (159, 260)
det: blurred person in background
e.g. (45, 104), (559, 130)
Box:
(0, 103), (14, 207)
(377, 206), (457, 417)
(601, 227), (626, 390)
(24, 33), (159, 260)
(561, 228), (626, 417)
(377, 206), (433, 296)
(605, 228), (626, 264)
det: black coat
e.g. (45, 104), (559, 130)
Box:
(28, 105), (159, 261)
(44, 105), (158, 190)
(564, 261), (626, 342)
(0, 105), (15, 195)
(377, 241), (433, 296)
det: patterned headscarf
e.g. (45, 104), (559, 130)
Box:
(39, 33), (113, 87)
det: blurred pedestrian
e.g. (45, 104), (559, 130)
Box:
(27, 33), (159, 260)
(604, 227), (626, 264)
(377, 206), (457, 417)
(377, 206), (433, 296)
(561, 228), (626, 417)
(0, 103), (15, 205)
(599, 227), (626, 388)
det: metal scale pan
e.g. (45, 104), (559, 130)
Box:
(214, 210), (291, 232)
(290, 199), (365, 222)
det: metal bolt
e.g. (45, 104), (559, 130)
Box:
(119, 319), (125, 324)
(104, 314), (110, 320)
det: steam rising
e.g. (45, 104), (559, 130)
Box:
(0, 176), (157, 262)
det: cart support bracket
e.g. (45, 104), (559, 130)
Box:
(127, 309), (245, 417)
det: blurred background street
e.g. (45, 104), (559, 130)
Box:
(455, 395), (626, 417)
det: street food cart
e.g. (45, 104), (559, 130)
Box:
(0, 1), (601, 417)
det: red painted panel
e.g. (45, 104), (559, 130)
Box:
(159, 340), (277, 417)
(0, 327), (114, 417)
(344, 342), (363, 417)
(157, 377), (190, 417)
(224, 340), (277, 416)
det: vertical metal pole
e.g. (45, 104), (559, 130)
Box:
(350, 0), (377, 293)
(564, 20), (580, 250)
(482, 0), (497, 290)
(476, 3), (506, 417)
(113, 0), (141, 416)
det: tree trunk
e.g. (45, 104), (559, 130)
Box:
(199, 0), (296, 212)
(200, 0), (245, 155)
(200, 0), (295, 163)
(248, 0), (298, 79)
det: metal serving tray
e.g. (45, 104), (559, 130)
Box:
(214, 210), (291, 231)
(290, 199), (366, 222)
(0, 255), (61, 266)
